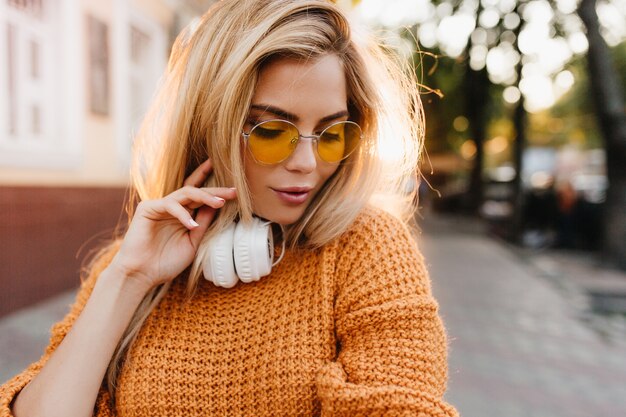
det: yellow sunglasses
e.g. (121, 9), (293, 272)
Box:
(242, 119), (362, 165)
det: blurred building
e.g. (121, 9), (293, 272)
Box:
(0, 0), (216, 184)
(0, 0), (215, 316)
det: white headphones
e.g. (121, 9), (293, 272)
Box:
(202, 217), (286, 288)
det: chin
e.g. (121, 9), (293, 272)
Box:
(266, 214), (302, 226)
(256, 208), (306, 226)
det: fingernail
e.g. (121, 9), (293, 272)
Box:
(189, 219), (200, 227)
(215, 196), (225, 202)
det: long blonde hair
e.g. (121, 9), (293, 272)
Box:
(98, 0), (423, 403)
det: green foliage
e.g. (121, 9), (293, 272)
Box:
(548, 41), (626, 150)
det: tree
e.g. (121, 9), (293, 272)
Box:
(344, 0), (626, 261)
(462, 0), (489, 213)
(578, 0), (626, 268)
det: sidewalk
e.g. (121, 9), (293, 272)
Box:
(417, 212), (626, 417)
(0, 290), (76, 382)
(2, 213), (625, 416)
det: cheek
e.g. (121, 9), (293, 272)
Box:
(320, 163), (341, 183)
(243, 154), (273, 199)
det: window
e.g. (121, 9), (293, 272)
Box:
(114, 9), (167, 169)
(87, 15), (110, 115)
(8, 0), (43, 18)
(129, 24), (153, 131)
(6, 23), (17, 136)
(1, 0), (77, 168)
(3, 0), (51, 143)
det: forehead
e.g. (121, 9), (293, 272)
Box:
(251, 54), (348, 118)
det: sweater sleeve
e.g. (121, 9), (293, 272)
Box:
(0, 244), (120, 417)
(316, 208), (459, 417)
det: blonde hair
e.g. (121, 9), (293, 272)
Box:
(100, 0), (423, 403)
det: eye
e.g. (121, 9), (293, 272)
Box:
(320, 132), (341, 142)
(320, 124), (345, 142)
(254, 125), (285, 139)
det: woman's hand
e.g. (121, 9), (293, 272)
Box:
(109, 158), (236, 291)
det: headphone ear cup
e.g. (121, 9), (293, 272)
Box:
(202, 223), (238, 288)
(233, 218), (274, 283)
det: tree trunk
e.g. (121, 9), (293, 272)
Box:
(463, 1), (488, 213)
(464, 66), (489, 213)
(510, 89), (526, 243)
(579, 0), (626, 269)
(509, 3), (528, 244)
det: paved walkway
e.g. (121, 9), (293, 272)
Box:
(418, 214), (626, 417)
(0, 289), (75, 382)
(1, 213), (625, 416)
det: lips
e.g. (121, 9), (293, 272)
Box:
(273, 186), (313, 193)
(271, 186), (313, 205)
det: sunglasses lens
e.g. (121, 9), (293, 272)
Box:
(318, 122), (361, 163)
(248, 120), (299, 164)
(247, 120), (362, 164)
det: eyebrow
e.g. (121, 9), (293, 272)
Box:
(250, 104), (349, 124)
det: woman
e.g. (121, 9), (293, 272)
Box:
(1, 0), (458, 416)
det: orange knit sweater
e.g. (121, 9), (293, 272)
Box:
(1, 206), (459, 417)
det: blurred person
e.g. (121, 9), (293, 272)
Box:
(574, 187), (603, 251)
(556, 179), (578, 249)
(0, 1), (458, 416)
(522, 173), (559, 248)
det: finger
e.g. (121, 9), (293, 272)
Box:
(194, 187), (237, 207)
(189, 205), (216, 247)
(143, 200), (202, 230)
(202, 187), (238, 200)
(171, 186), (237, 210)
(170, 186), (231, 212)
(183, 158), (213, 188)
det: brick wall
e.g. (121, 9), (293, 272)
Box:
(0, 187), (128, 317)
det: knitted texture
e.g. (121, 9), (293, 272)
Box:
(0, 206), (459, 417)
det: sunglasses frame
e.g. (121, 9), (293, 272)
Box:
(241, 119), (363, 165)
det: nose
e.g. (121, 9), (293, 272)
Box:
(284, 136), (317, 173)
